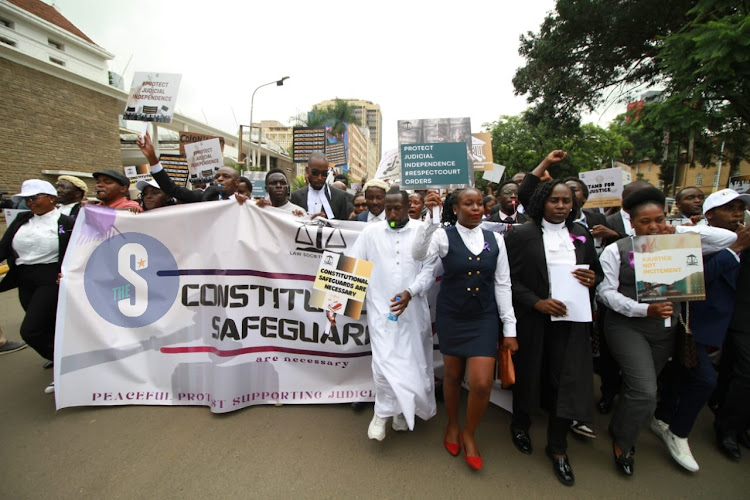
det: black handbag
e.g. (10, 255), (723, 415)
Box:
(675, 302), (698, 368)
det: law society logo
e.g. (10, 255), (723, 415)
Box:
(294, 219), (347, 254)
(84, 233), (180, 327)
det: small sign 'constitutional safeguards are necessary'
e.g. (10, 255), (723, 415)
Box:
(310, 251), (373, 320)
(123, 72), (182, 123)
(633, 233), (705, 303)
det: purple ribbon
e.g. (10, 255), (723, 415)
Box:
(627, 251), (635, 269)
(58, 225), (65, 235)
(483, 241), (491, 252)
(569, 233), (586, 244)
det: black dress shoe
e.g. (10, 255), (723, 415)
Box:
(612, 441), (634, 476)
(598, 395), (614, 414)
(717, 430), (741, 461)
(545, 447), (575, 486)
(511, 428), (532, 454)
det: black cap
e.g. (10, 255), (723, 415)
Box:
(93, 169), (130, 186)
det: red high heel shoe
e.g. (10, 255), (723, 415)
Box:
(461, 431), (483, 470)
(444, 427), (460, 456)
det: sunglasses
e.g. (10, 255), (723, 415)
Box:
(354, 202), (368, 208)
(24, 194), (50, 203)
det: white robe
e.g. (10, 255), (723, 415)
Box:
(348, 219), (439, 429)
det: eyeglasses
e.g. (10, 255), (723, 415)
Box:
(354, 202), (368, 208)
(309, 169), (328, 178)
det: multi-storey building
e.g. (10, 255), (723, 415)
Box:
(314, 98), (382, 163)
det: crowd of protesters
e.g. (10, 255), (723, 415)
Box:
(1, 144), (749, 487)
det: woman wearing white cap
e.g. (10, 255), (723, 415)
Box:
(0, 179), (75, 393)
(136, 179), (175, 211)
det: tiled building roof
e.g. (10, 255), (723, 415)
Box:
(6, 0), (96, 45)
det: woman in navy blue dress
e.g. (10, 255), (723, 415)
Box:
(413, 188), (517, 470)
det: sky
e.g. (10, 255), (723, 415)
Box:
(53, 0), (617, 154)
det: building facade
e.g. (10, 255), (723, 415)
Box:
(314, 98), (382, 163)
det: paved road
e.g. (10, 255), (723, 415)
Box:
(1, 291), (748, 499)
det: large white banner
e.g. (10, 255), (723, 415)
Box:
(55, 202), (376, 413)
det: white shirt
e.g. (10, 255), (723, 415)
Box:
(271, 201), (307, 214)
(58, 203), (78, 216)
(13, 208), (61, 265)
(412, 220), (517, 337)
(620, 210), (635, 236)
(496, 209), (518, 223)
(367, 211), (385, 223)
(596, 224), (738, 317)
(541, 219), (576, 267)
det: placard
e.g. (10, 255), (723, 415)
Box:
(310, 251), (373, 320)
(579, 167), (624, 208)
(123, 72), (182, 123)
(399, 143), (470, 188)
(397, 117), (474, 189)
(184, 138), (223, 186)
(471, 133), (494, 171)
(482, 163), (506, 183)
(179, 132), (225, 156)
(633, 233), (705, 303)
(3, 208), (28, 226)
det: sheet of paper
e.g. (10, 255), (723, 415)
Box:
(549, 264), (592, 322)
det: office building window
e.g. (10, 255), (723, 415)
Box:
(695, 174), (703, 186)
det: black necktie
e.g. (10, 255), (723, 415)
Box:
(503, 217), (514, 223)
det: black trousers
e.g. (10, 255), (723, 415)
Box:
(715, 328), (750, 434)
(16, 264), (59, 361)
(511, 322), (574, 455)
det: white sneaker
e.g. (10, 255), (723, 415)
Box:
(367, 414), (387, 441)
(663, 430), (699, 472)
(392, 413), (408, 432)
(650, 416), (669, 440)
(44, 381), (55, 394)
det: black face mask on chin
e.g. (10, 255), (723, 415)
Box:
(388, 216), (409, 230)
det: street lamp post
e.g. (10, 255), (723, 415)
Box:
(247, 76), (289, 169)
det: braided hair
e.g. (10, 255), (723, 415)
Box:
(526, 179), (578, 227)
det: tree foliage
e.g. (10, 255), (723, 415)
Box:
(485, 113), (631, 179)
(293, 99), (362, 138)
(514, 0), (750, 167)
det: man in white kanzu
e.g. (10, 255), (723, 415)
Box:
(346, 188), (440, 440)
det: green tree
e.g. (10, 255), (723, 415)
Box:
(485, 113), (631, 179)
(514, 0), (750, 167)
(293, 99), (362, 137)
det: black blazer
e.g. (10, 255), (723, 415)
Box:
(0, 211), (75, 292)
(505, 221), (603, 420)
(152, 169), (224, 203)
(290, 185), (350, 220)
(605, 210), (629, 240)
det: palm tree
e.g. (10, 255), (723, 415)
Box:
(292, 99), (361, 137)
